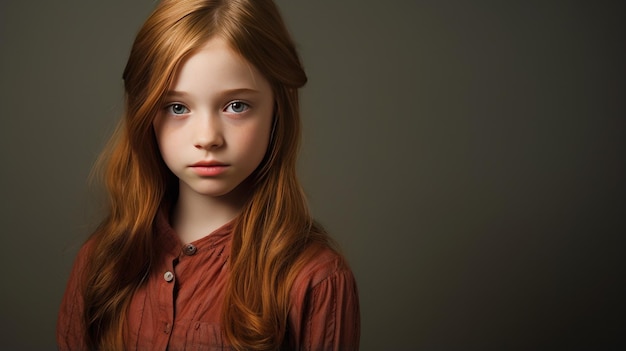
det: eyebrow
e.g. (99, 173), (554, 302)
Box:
(163, 90), (189, 99)
(164, 88), (261, 99)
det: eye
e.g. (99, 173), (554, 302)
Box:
(166, 103), (189, 115)
(225, 101), (249, 114)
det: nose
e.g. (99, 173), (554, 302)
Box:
(193, 113), (224, 150)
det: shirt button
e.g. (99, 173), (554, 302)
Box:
(183, 244), (197, 256)
(163, 271), (174, 282)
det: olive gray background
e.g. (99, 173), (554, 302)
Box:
(1, 0), (624, 350)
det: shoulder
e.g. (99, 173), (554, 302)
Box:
(290, 245), (357, 300)
(57, 237), (98, 350)
(75, 236), (98, 268)
(285, 245), (361, 349)
(60, 236), (98, 300)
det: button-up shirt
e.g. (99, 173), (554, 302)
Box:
(57, 214), (360, 350)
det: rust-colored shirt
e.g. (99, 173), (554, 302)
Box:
(57, 215), (360, 350)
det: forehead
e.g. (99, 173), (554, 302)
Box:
(170, 37), (271, 95)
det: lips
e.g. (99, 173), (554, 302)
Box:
(191, 160), (227, 167)
(189, 161), (229, 176)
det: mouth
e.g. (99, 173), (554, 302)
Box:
(189, 161), (229, 176)
(190, 160), (228, 167)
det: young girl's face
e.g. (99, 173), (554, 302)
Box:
(153, 37), (274, 200)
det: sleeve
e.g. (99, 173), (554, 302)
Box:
(57, 242), (91, 351)
(287, 254), (361, 351)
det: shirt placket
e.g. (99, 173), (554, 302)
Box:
(155, 254), (178, 350)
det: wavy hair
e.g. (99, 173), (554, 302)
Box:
(82, 0), (328, 349)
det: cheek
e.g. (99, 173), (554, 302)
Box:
(152, 120), (166, 151)
(236, 122), (271, 160)
(153, 123), (180, 163)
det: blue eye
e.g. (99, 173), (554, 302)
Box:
(226, 101), (249, 113)
(167, 103), (189, 115)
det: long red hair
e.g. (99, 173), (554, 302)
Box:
(82, 0), (329, 349)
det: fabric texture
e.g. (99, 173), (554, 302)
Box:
(57, 213), (360, 350)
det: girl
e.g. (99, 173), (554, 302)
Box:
(56, 0), (360, 350)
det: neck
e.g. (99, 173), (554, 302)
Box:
(171, 182), (249, 244)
